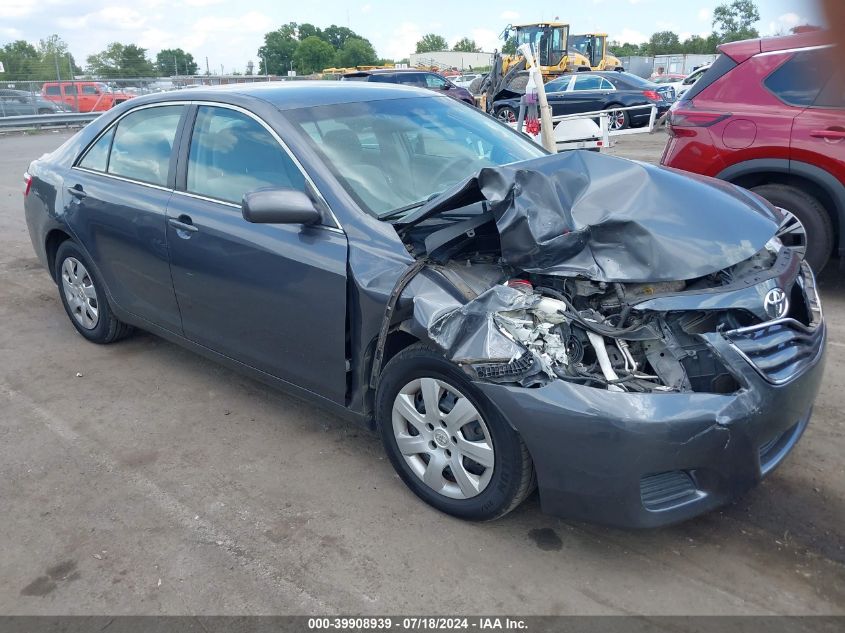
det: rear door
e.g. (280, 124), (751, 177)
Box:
(68, 103), (186, 332)
(165, 104), (349, 402)
(782, 49), (844, 178)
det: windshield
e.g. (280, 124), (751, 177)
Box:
(571, 35), (602, 67)
(515, 25), (568, 67)
(283, 95), (546, 219)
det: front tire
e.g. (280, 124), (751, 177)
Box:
(55, 240), (132, 344)
(376, 344), (534, 521)
(750, 184), (833, 272)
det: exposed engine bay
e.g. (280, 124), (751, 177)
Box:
(378, 151), (808, 395)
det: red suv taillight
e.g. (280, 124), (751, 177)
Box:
(666, 109), (731, 137)
(23, 172), (32, 197)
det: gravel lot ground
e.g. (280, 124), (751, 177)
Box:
(1, 130), (843, 615)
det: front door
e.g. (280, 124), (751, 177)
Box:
(66, 104), (186, 332)
(165, 105), (349, 403)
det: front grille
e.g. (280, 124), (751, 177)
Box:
(724, 262), (823, 384)
(640, 471), (700, 511)
(724, 318), (823, 384)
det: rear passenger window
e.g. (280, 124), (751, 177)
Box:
(64, 85), (77, 95)
(764, 49), (834, 107)
(78, 127), (115, 172)
(108, 105), (183, 186)
(186, 106), (306, 205)
(45, 85), (60, 96)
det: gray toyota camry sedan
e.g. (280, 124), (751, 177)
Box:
(24, 82), (826, 527)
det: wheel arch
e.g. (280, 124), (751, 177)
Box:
(45, 228), (73, 283)
(716, 159), (843, 258)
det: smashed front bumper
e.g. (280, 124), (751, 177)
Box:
(475, 268), (827, 528)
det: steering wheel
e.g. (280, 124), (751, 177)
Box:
(429, 158), (472, 191)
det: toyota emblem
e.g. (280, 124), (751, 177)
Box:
(763, 288), (789, 320)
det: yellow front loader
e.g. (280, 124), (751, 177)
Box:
(569, 33), (625, 71)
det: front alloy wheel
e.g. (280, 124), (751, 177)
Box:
(392, 377), (494, 499)
(376, 344), (535, 521)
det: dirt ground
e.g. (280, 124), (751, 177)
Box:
(0, 130), (843, 615)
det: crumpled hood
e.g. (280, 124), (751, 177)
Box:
(400, 151), (781, 282)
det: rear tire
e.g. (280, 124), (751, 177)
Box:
(376, 344), (535, 521)
(54, 240), (133, 344)
(496, 106), (519, 123)
(750, 183), (833, 272)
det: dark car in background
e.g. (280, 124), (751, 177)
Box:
(0, 88), (71, 116)
(342, 69), (476, 106)
(23, 82), (825, 527)
(494, 71), (674, 130)
(662, 30), (842, 272)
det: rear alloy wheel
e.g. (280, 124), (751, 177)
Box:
(376, 344), (535, 521)
(750, 183), (833, 272)
(54, 240), (133, 344)
(606, 107), (628, 131)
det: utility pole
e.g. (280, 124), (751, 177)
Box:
(205, 56), (210, 76)
(174, 55), (178, 77)
(53, 52), (61, 81)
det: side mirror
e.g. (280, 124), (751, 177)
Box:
(242, 188), (321, 225)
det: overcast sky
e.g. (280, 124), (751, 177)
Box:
(0, 0), (827, 73)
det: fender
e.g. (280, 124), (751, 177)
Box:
(716, 158), (845, 257)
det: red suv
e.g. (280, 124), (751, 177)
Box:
(661, 30), (843, 271)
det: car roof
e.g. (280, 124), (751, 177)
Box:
(121, 80), (441, 111)
(719, 29), (832, 63)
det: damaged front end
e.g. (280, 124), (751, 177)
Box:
(387, 151), (823, 397)
(368, 150), (826, 527)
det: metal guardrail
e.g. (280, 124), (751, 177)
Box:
(0, 112), (101, 130)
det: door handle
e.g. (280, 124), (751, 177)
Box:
(168, 216), (198, 236)
(67, 185), (87, 199)
(810, 129), (845, 140)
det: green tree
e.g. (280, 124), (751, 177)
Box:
(415, 33), (448, 53)
(608, 41), (644, 57)
(713, 0), (760, 42)
(646, 31), (680, 55)
(86, 43), (155, 77)
(680, 34), (719, 54)
(155, 48), (197, 76)
(322, 25), (357, 50)
(258, 23), (299, 74)
(37, 35), (81, 78)
(298, 23), (323, 41)
(452, 37), (480, 53)
(294, 35), (335, 74)
(0, 40), (41, 80)
(502, 37), (517, 55)
(334, 37), (377, 68)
